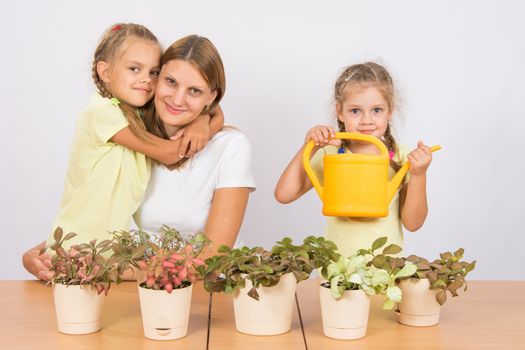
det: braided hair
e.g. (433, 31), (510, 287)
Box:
(92, 23), (160, 141)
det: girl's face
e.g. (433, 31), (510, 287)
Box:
(154, 59), (217, 136)
(100, 37), (161, 107)
(337, 85), (392, 140)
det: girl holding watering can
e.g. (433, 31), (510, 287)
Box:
(275, 62), (438, 257)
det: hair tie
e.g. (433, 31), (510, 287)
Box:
(388, 150), (394, 159)
(112, 24), (122, 32)
(110, 97), (121, 106)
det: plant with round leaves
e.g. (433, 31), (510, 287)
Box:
(400, 248), (476, 305)
(203, 236), (339, 301)
(322, 236), (416, 310)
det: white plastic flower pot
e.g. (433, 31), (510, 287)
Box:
(397, 278), (441, 326)
(52, 283), (106, 334)
(319, 285), (371, 339)
(138, 283), (193, 340)
(233, 272), (297, 335)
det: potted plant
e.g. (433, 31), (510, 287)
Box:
(204, 236), (339, 335)
(130, 225), (209, 340)
(394, 249), (477, 326)
(42, 227), (124, 334)
(110, 228), (152, 283)
(319, 237), (417, 339)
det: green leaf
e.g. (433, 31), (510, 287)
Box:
(382, 244), (402, 255)
(371, 237), (388, 252)
(436, 290), (447, 305)
(440, 252), (453, 261)
(63, 232), (77, 241)
(430, 279), (446, 290)
(394, 263), (417, 279)
(383, 299), (395, 310)
(453, 248), (464, 260)
(53, 227), (63, 242)
(465, 261), (476, 274)
(386, 285), (402, 303)
(247, 287), (260, 301)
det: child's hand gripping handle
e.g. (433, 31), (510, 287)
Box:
(302, 132), (389, 200)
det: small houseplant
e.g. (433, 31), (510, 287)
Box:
(125, 225), (209, 340)
(368, 246), (477, 326)
(395, 249), (476, 326)
(319, 237), (416, 339)
(110, 228), (152, 283)
(204, 236), (339, 335)
(42, 227), (124, 334)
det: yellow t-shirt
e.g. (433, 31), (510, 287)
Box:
(310, 144), (410, 257)
(47, 93), (151, 248)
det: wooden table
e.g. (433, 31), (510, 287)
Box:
(1, 280), (524, 349)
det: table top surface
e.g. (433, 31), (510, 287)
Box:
(1, 279), (524, 350)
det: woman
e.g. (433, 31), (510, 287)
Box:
(22, 35), (255, 279)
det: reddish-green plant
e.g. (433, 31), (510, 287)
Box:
(365, 243), (477, 305)
(41, 227), (124, 295)
(402, 249), (476, 305)
(132, 225), (210, 293)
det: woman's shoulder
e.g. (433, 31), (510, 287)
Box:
(210, 128), (251, 149)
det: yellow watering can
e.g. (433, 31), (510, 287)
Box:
(303, 132), (441, 217)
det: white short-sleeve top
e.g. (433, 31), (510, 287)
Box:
(133, 129), (256, 235)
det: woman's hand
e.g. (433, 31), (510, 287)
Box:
(305, 125), (340, 148)
(172, 114), (212, 158)
(22, 242), (53, 281)
(408, 141), (433, 176)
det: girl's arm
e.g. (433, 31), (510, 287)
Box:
(176, 105), (225, 158)
(112, 128), (184, 166)
(112, 106), (225, 165)
(400, 141), (433, 231)
(274, 125), (339, 204)
(274, 145), (314, 203)
(198, 187), (250, 260)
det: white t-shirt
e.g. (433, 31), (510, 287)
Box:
(133, 129), (256, 235)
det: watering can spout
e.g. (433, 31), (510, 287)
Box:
(386, 145), (442, 205)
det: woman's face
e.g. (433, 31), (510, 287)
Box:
(154, 59), (217, 135)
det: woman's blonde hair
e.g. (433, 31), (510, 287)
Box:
(334, 62), (401, 172)
(92, 23), (161, 141)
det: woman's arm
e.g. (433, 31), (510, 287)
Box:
(401, 141), (433, 231)
(22, 241), (53, 280)
(199, 187), (250, 260)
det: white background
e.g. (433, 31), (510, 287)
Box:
(1, 1), (524, 279)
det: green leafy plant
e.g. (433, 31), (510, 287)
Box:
(110, 229), (152, 273)
(401, 248), (477, 305)
(41, 227), (124, 295)
(204, 236), (340, 300)
(322, 237), (416, 310)
(120, 225), (211, 293)
(364, 239), (477, 306)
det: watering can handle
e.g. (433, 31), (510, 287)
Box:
(397, 145), (442, 173)
(302, 132), (388, 199)
(303, 140), (324, 199)
(386, 144), (442, 205)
